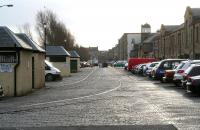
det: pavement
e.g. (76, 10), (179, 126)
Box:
(0, 67), (200, 130)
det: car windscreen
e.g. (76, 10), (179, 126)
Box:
(150, 63), (158, 67)
(45, 60), (54, 67)
(176, 62), (185, 70)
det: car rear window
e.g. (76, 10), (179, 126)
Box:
(189, 66), (200, 76)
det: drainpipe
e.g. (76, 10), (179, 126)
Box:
(163, 38), (165, 59)
(179, 33), (182, 58)
(14, 51), (20, 97)
(193, 24), (195, 59)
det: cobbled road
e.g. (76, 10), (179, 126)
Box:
(0, 67), (200, 130)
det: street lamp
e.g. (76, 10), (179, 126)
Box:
(43, 23), (47, 56)
(64, 39), (67, 49)
(0, 4), (13, 8)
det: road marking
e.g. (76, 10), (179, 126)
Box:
(47, 67), (97, 87)
(63, 67), (97, 86)
(21, 79), (122, 108)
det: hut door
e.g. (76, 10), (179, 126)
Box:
(70, 60), (77, 73)
(32, 57), (35, 89)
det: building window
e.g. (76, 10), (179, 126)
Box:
(0, 52), (17, 63)
(195, 53), (200, 59)
(49, 56), (66, 62)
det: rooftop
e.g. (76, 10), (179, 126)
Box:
(143, 33), (160, 43)
(16, 33), (45, 53)
(0, 26), (32, 50)
(46, 45), (70, 57)
(69, 50), (80, 58)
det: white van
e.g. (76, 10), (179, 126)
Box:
(45, 60), (61, 81)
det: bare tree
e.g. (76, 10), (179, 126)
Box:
(35, 9), (75, 50)
(17, 23), (33, 40)
(35, 9), (90, 61)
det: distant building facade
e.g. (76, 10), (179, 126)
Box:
(109, 6), (200, 60)
(110, 33), (141, 61)
(88, 47), (99, 64)
(154, 7), (200, 59)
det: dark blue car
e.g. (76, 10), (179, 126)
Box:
(153, 59), (186, 81)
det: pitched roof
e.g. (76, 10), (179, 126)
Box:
(69, 50), (80, 58)
(142, 23), (151, 28)
(16, 33), (45, 53)
(191, 8), (200, 19)
(172, 23), (184, 32)
(143, 33), (160, 43)
(163, 25), (180, 32)
(0, 26), (32, 50)
(46, 45), (70, 57)
(191, 8), (200, 23)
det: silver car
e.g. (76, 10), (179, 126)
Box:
(173, 60), (200, 87)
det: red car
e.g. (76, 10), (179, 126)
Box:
(162, 70), (176, 83)
(128, 58), (157, 71)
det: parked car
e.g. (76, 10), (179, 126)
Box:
(113, 60), (126, 67)
(128, 58), (157, 71)
(80, 61), (91, 68)
(182, 64), (200, 89)
(131, 64), (140, 74)
(152, 59), (185, 81)
(162, 65), (178, 83)
(150, 64), (159, 79)
(144, 62), (159, 77)
(173, 60), (200, 87)
(102, 62), (108, 67)
(136, 64), (147, 75)
(186, 75), (200, 93)
(45, 60), (62, 81)
(124, 62), (128, 70)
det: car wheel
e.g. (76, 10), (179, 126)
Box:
(190, 86), (196, 93)
(160, 78), (164, 83)
(45, 74), (54, 81)
(174, 82), (181, 87)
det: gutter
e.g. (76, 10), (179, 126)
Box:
(14, 51), (20, 97)
(193, 24), (195, 59)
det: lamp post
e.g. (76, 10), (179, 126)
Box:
(0, 4), (13, 8)
(43, 23), (47, 55)
(64, 39), (67, 50)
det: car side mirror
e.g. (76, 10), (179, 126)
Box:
(45, 66), (51, 70)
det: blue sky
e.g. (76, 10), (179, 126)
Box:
(0, 0), (200, 50)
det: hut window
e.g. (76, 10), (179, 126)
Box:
(0, 52), (17, 63)
(49, 57), (66, 62)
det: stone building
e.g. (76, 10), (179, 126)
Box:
(46, 45), (71, 77)
(184, 7), (200, 59)
(110, 7), (200, 60)
(117, 33), (141, 60)
(88, 47), (99, 64)
(69, 50), (80, 73)
(137, 23), (154, 58)
(0, 27), (45, 97)
(140, 33), (159, 58)
(16, 33), (45, 89)
(155, 7), (200, 59)
(159, 25), (180, 59)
